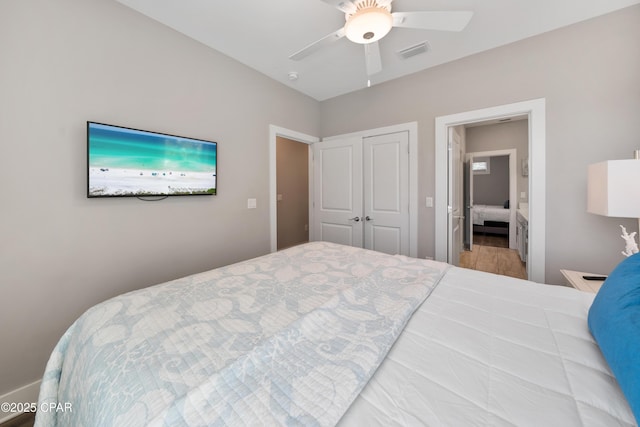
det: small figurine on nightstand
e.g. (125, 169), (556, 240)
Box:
(620, 225), (639, 257)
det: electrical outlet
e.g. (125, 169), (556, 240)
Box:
(425, 197), (433, 208)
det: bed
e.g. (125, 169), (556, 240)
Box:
(35, 242), (638, 426)
(473, 204), (510, 235)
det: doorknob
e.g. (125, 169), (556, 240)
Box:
(348, 216), (360, 222)
(365, 216), (373, 221)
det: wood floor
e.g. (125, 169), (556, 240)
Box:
(459, 233), (527, 279)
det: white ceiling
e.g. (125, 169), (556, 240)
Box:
(115, 0), (640, 101)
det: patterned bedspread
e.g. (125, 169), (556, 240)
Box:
(35, 242), (448, 426)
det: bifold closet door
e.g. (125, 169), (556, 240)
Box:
(312, 137), (363, 247)
(312, 132), (410, 256)
(363, 132), (409, 256)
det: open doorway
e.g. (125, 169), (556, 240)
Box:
(269, 125), (318, 253)
(276, 137), (310, 250)
(435, 98), (546, 283)
(465, 119), (526, 252)
(462, 145), (524, 278)
(467, 154), (512, 246)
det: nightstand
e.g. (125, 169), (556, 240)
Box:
(560, 269), (607, 293)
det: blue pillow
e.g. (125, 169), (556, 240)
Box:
(588, 252), (640, 423)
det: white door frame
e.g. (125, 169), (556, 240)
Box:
(435, 98), (546, 283)
(465, 149), (518, 250)
(323, 122), (418, 258)
(269, 125), (319, 253)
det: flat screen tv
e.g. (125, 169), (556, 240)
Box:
(87, 122), (217, 198)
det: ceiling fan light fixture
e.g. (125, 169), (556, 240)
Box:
(344, 5), (393, 44)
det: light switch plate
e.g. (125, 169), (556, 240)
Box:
(247, 198), (257, 209)
(425, 197), (433, 208)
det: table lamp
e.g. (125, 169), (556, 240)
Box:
(587, 150), (640, 257)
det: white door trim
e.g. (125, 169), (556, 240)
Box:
(269, 125), (319, 253)
(435, 99), (546, 283)
(323, 122), (418, 258)
(465, 149), (518, 250)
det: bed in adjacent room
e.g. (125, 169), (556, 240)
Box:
(473, 204), (511, 235)
(35, 242), (638, 426)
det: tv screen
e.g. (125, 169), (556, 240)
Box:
(87, 122), (217, 197)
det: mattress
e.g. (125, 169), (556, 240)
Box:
(473, 204), (510, 225)
(35, 242), (636, 426)
(340, 266), (636, 426)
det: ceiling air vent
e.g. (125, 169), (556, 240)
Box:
(397, 41), (429, 59)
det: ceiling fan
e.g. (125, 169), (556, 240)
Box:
(289, 0), (473, 78)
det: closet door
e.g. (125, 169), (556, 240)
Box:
(312, 132), (410, 256)
(312, 137), (363, 247)
(363, 132), (409, 255)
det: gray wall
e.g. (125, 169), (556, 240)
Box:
(0, 0), (319, 396)
(320, 6), (640, 285)
(473, 155), (509, 206)
(466, 120), (529, 207)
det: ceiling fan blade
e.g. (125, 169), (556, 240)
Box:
(289, 28), (346, 61)
(364, 41), (382, 76)
(392, 11), (474, 32)
(319, 0), (356, 14)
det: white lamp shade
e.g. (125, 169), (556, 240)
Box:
(587, 159), (640, 217)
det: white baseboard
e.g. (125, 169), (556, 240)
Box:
(0, 379), (41, 423)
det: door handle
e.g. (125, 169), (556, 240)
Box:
(348, 216), (360, 222)
(365, 216), (373, 221)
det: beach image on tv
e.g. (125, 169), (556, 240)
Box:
(88, 122), (217, 197)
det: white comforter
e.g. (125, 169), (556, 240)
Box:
(473, 204), (510, 225)
(340, 266), (636, 426)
